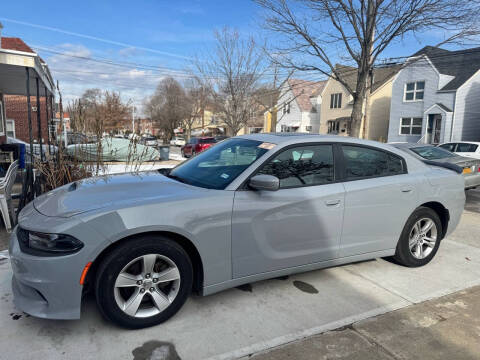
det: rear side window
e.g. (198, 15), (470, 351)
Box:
(199, 138), (215, 144)
(342, 145), (405, 180)
(258, 144), (334, 188)
(439, 143), (456, 152)
(456, 143), (478, 152)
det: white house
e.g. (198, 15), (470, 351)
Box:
(387, 46), (480, 144)
(275, 79), (327, 133)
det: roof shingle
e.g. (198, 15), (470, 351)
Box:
(1, 37), (35, 53)
(287, 79), (327, 112)
(413, 46), (480, 91)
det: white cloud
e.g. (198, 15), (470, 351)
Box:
(44, 43), (181, 111)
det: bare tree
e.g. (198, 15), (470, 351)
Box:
(183, 78), (209, 141)
(196, 27), (264, 136)
(68, 89), (130, 135)
(145, 77), (189, 142)
(255, 0), (480, 137)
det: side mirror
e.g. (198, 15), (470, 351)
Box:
(249, 174), (280, 191)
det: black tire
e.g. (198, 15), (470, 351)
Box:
(393, 206), (443, 267)
(95, 236), (193, 329)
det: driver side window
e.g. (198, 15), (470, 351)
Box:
(258, 144), (334, 188)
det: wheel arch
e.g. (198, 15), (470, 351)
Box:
(83, 230), (204, 296)
(418, 201), (450, 239)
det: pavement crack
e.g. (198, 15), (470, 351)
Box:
(350, 325), (401, 360)
(341, 266), (414, 304)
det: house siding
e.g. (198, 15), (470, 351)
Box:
(275, 83), (303, 132)
(367, 80), (393, 142)
(320, 79), (353, 135)
(451, 70), (480, 141)
(388, 58), (455, 143)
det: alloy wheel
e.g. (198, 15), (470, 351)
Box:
(408, 218), (437, 260)
(113, 254), (181, 318)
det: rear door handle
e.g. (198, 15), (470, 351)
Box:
(401, 187), (413, 193)
(325, 199), (341, 206)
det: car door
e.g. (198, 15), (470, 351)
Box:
(339, 144), (419, 257)
(231, 143), (345, 278)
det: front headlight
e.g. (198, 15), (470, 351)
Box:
(17, 228), (84, 256)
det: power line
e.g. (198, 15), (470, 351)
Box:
(0, 17), (191, 60)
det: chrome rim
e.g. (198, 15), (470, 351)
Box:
(409, 218), (437, 260)
(114, 254), (181, 318)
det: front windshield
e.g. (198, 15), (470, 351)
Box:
(410, 146), (456, 160)
(168, 138), (271, 189)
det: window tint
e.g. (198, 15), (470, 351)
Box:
(342, 145), (405, 180)
(456, 143), (478, 152)
(199, 138), (215, 144)
(439, 143), (456, 152)
(258, 145), (334, 188)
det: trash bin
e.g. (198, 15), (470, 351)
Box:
(159, 145), (170, 161)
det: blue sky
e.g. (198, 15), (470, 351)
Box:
(0, 0), (462, 106)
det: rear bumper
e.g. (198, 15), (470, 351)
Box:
(464, 173), (480, 189)
(9, 227), (84, 320)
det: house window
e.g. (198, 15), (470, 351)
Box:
(282, 102), (290, 115)
(400, 117), (423, 135)
(305, 126), (312, 132)
(330, 93), (342, 109)
(404, 81), (424, 101)
(327, 120), (340, 134)
(6, 119), (15, 138)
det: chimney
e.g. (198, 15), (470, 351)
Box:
(0, 22), (3, 48)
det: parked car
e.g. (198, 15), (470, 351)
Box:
(214, 135), (229, 142)
(10, 134), (465, 329)
(438, 142), (480, 160)
(141, 136), (158, 147)
(392, 143), (480, 189)
(170, 137), (185, 147)
(181, 137), (215, 157)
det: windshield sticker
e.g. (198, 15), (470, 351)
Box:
(258, 142), (276, 150)
(220, 173), (230, 179)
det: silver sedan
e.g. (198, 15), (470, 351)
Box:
(9, 134), (465, 328)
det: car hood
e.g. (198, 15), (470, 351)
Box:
(33, 171), (204, 218)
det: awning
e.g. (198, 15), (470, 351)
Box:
(0, 48), (55, 96)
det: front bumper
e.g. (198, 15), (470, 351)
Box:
(9, 228), (84, 319)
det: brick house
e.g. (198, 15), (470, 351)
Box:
(0, 29), (55, 147)
(4, 95), (50, 143)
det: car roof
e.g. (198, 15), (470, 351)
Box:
(390, 142), (433, 150)
(441, 141), (480, 145)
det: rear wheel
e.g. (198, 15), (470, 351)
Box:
(95, 236), (193, 329)
(394, 207), (442, 267)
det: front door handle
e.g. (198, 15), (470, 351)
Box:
(401, 187), (413, 193)
(325, 199), (341, 206)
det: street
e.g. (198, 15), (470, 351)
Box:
(0, 189), (479, 359)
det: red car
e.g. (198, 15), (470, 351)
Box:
(181, 137), (216, 158)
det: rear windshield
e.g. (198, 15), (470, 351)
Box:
(199, 138), (215, 144)
(410, 146), (455, 160)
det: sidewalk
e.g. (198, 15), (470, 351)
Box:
(249, 285), (480, 360)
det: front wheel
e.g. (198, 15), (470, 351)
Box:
(95, 236), (193, 329)
(393, 207), (443, 267)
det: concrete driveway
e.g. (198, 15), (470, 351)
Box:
(0, 190), (479, 360)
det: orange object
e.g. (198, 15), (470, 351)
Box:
(79, 262), (93, 285)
